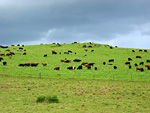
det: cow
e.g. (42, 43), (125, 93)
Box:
(73, 59), (81, 62)
(109, 59), (114, 62)
(114, 66), (117, 69)
(88, 46), (92, 48)
(42, 63), (47, 66)
(135, 63), (138, 66)
(64, 60), (71, 63)
(18, 64), (25, 67)
(147, 66), (150, 70)
(136, 56), (142, 58)
(125, 62), (130, 65)
(11, 45), (15, 46)
(84, 49), (88, 51)
(82, 45), (86, 48)
(129, 65), (132, 69)
(6, 53), (12, 56)
(81, 62), (88, 65)
(24, 63), (30, 67)
(3, 61), (7, 66)
(61, 58), (67, 62)
(23, 53), (26, 55)
(67, 65), (76, 70)
(77, 65), (82, 70)
(136, 67), (144, 72)
(110, 47), (113, 49)
(54, 66), (60, 70)
(84, 64), (89, 67)
(6, 49), (10, 51)
(68, 50), (72, 53)
(88, 63), (95, 66)
(64, 52), (69, 54)
(128, 58), (132, 61)
(146, 60), (150, 63)
(31, 63), (38, 67)
(0, 53), (5, 56)
(132, 50), (135, 52)
(0, 57), (4, 60)
(94, 67), (97, 70)
(139, 62), (144, 65)
(10, 52), (15, 55)
(145, 64), (150, 67)
(103, 62), (106, 65)
(144, 50), (147, 52)
(139, 49), (142, 52)
(9, 55), (12, 59)
(24, 49), (26, 51)
(52, 43), (56, 44)
(19, 47), (23, 50)
(87, 65), (91, 69)
(52, 51), (57, 54)
(44, 54), (47, 57)
(91, 50), (94, 52)
(0, 46), (8, 48)
(17, 44), (20, 46)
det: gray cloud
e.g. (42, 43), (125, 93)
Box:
(0, 0), (150, 48)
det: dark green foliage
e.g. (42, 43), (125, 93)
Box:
(46, 95), (59, 103)
(36, 96), (45, 102)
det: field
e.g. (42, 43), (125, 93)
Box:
(0, 42), (150, 112)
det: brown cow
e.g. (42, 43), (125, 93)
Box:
(9, 56), (12, 59)
(6, 49), (10, 51)
(84, 49), (88, 51)
(42, 63), (47, 66)
(94, 67), (97, 70)
(54, 66), (60, 70)
(84, 64), (89, 67)
(81, 62), (88, 65)
(0, 53), (5, 56)
(136, 56), (142, 58)
(6, 53), (12, 56)
(136, 67), (144, 71)
(61, 58), (67, 62)
(11, 45), (15, 46)
(145, 64), (150, 67)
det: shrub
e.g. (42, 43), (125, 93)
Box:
(46, 95), (59, 103)
(36, 96), (46, 102)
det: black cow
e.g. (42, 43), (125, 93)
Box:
(52, 51), (57, 54)
(23, 53), (26, 55)
(146, 60), (150, 63)
(88, 63), (95, 66)
(0, 46), (8, 48)
(87, 65), (91, 69)
(129, 65), (131, 69)
(139, 62), (144, 65)
(147, 66), (150, 70)
(10, 52), (15, 55)
(103, 62), (106, 65)
(88, 46), (92, 48)
(139, 49), (142, 52)
(64, 60), (71, 63)
(128, 58), (132, 61)
(0, 57), (4, 61)
(91, 50), (94, 52)
(135, 63), (138, 66)
(125, 62), (130, 65)
(31, 63), (38, 67)
(114, 66), (117, 69)
(44, 54), (47, 57)
(110, 47), (113, 49)
(132, 50), (135, 52)
(109, 59), (114, 62)
(68, 50), (72, 53)
(64, 52), (69, 54)
(3, 61), (7, 66)
(18, 64), (25, 67)
(144, 50), (147, 52)
(77, 65), (82, 70)
(17, 44), (20, 46)
(19, 47), (23, 50)
(73, 59), (81, 62)
(82, 45), (86, 48)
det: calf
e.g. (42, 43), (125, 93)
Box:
(54, 66), (60, 70)
(42, 63), (47, 66)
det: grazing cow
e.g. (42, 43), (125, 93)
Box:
(67, 65), (76, 70)
(64, 60), (71, 63)
(144, 50), (147, 52)
(17, 44), (20, 46)
(114, 66), (117, 69)
(136, 56), (142, 58)
(84, 64), (89, 67)
(64, 52), (69, 54)
(82, 62), (88, 65)
(23, 53), (26, 55)
(9, 55), (12, 59)
(18, 64), (25, 67)
(6, 49), (10, 51)
(73, 59), (81, 62)
(91, 50), (94, 52)
(87, 65), (91, 69)
(0, 57), (4, 61)
(59, 52), (61, 54)
(22, 45), (24, 47)
(88, 63), (95, 66)
(0, 53), (5, 56)
(24, 63), (30, 66)
(109, 59), (114, 62)
(82, 45), (86, 48)
(125, 62), (130, 65)
(147, 66), (150, 70)
(44, 54), (47, 57)
(103, 62), (106, 65)
(94, 67), (97, 70)
(135, 63), (138, 66)
(136, 67), (144, 72)
(84, 49), (88, 51)
(3, 61), (7, 66)
(6, 53), (12, 56)
(24, 49), (26, 51)
(52, 51), (57, 54)
(52, 43), (56, 44)
(68, 50), (72, 53)
(42, 63), (47, 66)
(54, 66), (60, 70)
(132, 50), (135, 52)
(129, 65), (131, 69)
(61, 58), (67, 62)
(139, 49), (142, 52)
(145, 64), (150, 67)
(31, 63), (38, 67)
(0, 46), (8, 48)
(88, 46), (92, 48)
(77, 65), (82, 70)
(128, 58), (132, 61)
(110, 47), (113, 49)
(19, 47), (23, 50)
(146, 60), (150, 63)
(139, 62), (144, 65)
(10, 52), (15, 55)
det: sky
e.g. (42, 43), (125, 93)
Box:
(0, 0), (150, 49)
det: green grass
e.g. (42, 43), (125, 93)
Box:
(0, 43), (150, 81)
(0, 43), (150, 112)
(0, 75), (150, 112)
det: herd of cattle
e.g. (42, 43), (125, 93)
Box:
(0, 42), (150, 73)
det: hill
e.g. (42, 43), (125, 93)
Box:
(0, 42), (150, 81)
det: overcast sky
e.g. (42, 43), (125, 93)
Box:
(0, 0), (150, 49)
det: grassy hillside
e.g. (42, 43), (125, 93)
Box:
(0, 42), (150, 81)
(0, 75), (150, 113)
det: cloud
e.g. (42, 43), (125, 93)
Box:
(0, 0), (150, 49)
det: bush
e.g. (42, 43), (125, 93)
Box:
(46, 95), (59, 103)
(36, 96), (46, 102)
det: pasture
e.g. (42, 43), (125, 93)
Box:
(0, 42), (150, 112)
